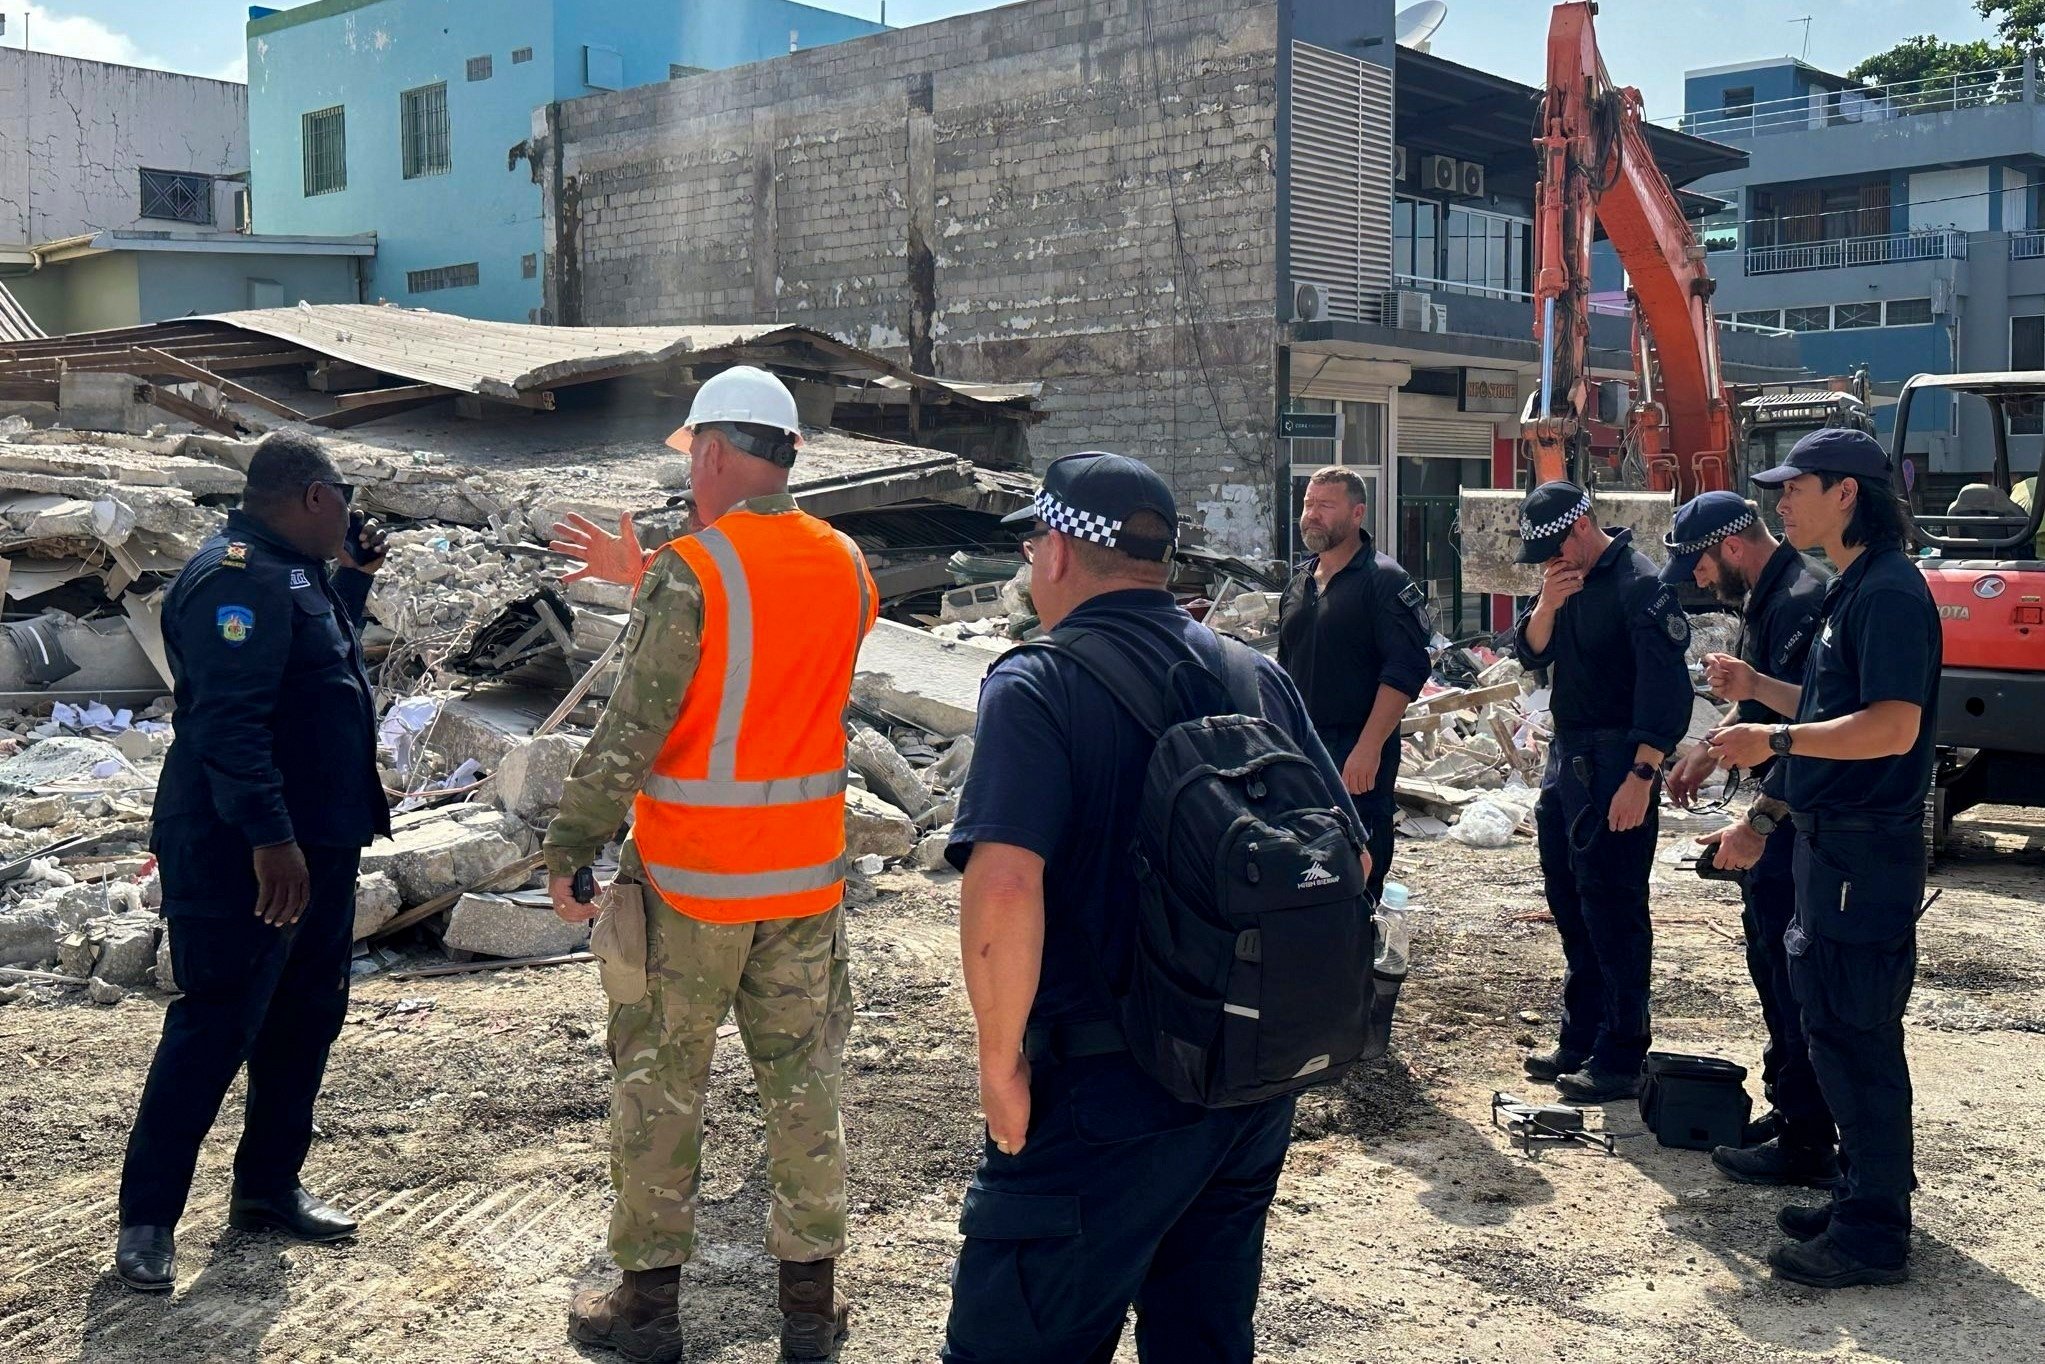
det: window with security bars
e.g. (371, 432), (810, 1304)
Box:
(467, 55), (493, 81)
(512, 47), (533, 64)
(139, 169), (214, 225)
(302, 106), (346, 196)
(408, 262), (479, 293)
(1832, 301), (1882, 330)
(400, 83), (451, 179)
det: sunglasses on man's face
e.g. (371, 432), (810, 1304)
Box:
(313, 480), (356, 506)
(1019, 527), (1049, 562)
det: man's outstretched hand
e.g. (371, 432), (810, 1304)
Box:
(551, 512), (648, 588)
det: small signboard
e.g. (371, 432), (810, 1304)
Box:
(1460, 367), (1520, 415)
(1278, 410), (1344, 442)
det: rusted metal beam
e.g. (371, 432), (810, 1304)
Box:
(309, 388), (458, 429)
(138, 382), (247, 437)
(329, 382), (457, 410)
(131, 347), (307, 423)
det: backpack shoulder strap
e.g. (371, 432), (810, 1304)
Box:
(1013, 626), (1171, 739)
(1211, 632), (1266, 720)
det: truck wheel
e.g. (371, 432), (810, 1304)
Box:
(1922, 786), (1948, 866)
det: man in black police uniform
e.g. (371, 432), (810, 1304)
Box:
(1513, 481), (1692, 1104)
(1707, 428), (1940, 1289)
(115, 432), (391, 1293)
(1278, 466), (1431, 901)
(941, 453), (1355, 1361)
(1661, 492), (1838, 1185)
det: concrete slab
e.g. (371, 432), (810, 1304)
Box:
(443, 892), (588, 959)
(854, 620), (992, 738)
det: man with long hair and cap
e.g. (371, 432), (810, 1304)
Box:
(543, 365), (878, 1361)
(1511, 481), (1692, 1105)
(1706, 428), (1940, 1288)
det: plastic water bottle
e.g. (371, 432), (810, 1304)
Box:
(1373, 880), (1411, 979)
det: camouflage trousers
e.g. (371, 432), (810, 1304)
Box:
(606, 901), (851, 1271)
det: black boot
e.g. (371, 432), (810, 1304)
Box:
(1777, 1202), (1833, 1242)
(114, 1225), (175, 1293)
(1554, 1065), (1641, 1104)
(1711, 1139), (1840, 1189)
(569, 1266), (687, 1364)
(1741, 1109), (1782, 1148)
(780, 1259), (850, 1362)
(1523, 1047), (1589, 1083)
(227, 1185), (358, 1242)
(1769, 1232), (1907, 1288)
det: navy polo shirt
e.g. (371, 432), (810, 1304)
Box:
(1783, 543), (1942, 822)
(1276, 529), (1433, 734)
(946, 589), (1355, 1028)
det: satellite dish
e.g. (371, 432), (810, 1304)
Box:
(1396, 0), (1448, 50)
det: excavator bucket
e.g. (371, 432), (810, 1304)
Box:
(1456, 488), (1676, 596)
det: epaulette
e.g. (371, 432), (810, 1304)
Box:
(222, 541), (250, 569)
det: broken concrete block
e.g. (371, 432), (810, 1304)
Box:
(844, 787), (916, 861)
(0, 910), (58, 967)
(847, 722), (931, 819)
(495, 733), (588, 823)
(854, 621), (988, 738)
(58, 930), (95, 979)
(358, 818), (527, 907)
(352, 872), (401, 941)
(911, 831), (953, 872)
(928, 736), (975, 792)
(155, 928), (178, 993)
(0, 737), (133, 797)
(918, 797), (958, 832)
(94, 915), (160, 987)
(4, 794), (70, 830)
(87, 977), (126, 1006)
(443, 892), (588, 959)
(429, 688), (560, 772)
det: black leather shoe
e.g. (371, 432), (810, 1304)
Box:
(1523, 1047), (1590, 1083)
(1741, 1108), (1782, 1147)
(1712, 1139), (1840, 1189)
(1554, 1066), (1641, 1104)
(228, 1186), (358, 1242)
(115, 1224), (175, 1293)
(1777, 1202), (1833, 1242)
(1769, 1232), (1906, 1288)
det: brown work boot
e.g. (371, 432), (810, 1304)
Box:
(779, 1259), (850, 1362)
(568, 1266), (687, 1364)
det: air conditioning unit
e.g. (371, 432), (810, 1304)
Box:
(232, 187), (252, 233)
(1428, 303), (1450, 333)
(1423, 154), (1458, 194)
(1457, 160), (1485, 199)
(1393, 145), (1408, 182)
(1292, 280), (1332, 323)
(1380, 289), (1433, 331)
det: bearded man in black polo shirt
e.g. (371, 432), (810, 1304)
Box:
(1277, 466), (1432, 901)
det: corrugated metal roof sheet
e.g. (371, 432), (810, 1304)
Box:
(193, 305), (836, 402)
(0, 280), (46, 344)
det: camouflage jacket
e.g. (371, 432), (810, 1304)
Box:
(544, 492), (804, 878)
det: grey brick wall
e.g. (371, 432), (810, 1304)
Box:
(543, 0), (1283, 553)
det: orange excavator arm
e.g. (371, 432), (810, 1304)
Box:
(1528, 1), (1734, 499)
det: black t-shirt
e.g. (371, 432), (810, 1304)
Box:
(1512, 528), (1693, 753)
(1783, 543), (1942, 822)
(1276, 531), (1433, 735)
(1738, 542), (1831, 790)
(945, 590), (1355, 1027)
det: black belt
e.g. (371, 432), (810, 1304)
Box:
(1023, 1019), (1128, 1066)
(1790, 811), (1918, 835)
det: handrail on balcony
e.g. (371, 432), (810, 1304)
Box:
(1392, 273), (1631, 315)
(2011, 228), (2045, 261)
(1745, 228), (1968, 276)
(1659, 58), (2030, 139)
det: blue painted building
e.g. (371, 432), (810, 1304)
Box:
(246, 0), (885, 323)
(1675, 52), (2045, 489)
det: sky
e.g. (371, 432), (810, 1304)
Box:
(2, 0), (2004, 114)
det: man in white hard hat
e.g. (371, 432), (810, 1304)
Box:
(543, 365), (878, 1363)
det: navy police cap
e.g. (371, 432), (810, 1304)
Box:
(1514, 480), (1592, 564)
(1660, 489), (1757, 584)
(1002, 451), (1180, 562)
(1750, 427), (1891, 488)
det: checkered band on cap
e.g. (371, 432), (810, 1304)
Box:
(1666, 509), (1756, 557)
(1035, 489), (1123, 546)
(1519, 489), (1592, 542)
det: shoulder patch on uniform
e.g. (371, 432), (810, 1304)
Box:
(1646, 585), (1690, 646)
(223, 541), (249, 569)
(216, 604), (254, 646)
(1397, 581), (1426, 611)
(1664, 610), (1690, 643)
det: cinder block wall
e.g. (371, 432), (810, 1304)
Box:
(543, 0), (1282, 553)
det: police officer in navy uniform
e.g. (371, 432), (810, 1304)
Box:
(1659, 492), (1840, 1186)
(941, 453), (1356, 1362)
(1512, 481), (1692, 1104)
(1278, 465), (1432, 901)
(115, 432), (391, 1293)
(1707, 429), (1940, 1289)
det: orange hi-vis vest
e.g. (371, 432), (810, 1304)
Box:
(634, 504), (878, 923)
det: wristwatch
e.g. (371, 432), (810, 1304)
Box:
(1629, 760), (1658, 782)
(1748, 809), (1779, 836)
(1769, 724), (1794, 757)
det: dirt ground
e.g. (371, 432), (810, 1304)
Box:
(2, 803), (2041, 1363)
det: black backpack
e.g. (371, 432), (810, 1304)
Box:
(1017, 624), (1377, 1107)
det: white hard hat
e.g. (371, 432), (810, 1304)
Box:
(667, 365), (803, 452)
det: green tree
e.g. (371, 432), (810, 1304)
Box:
(1847, 35), (2014, 89)
(1978, 0), (2045, 48)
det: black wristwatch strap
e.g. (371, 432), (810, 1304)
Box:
(1629, 760), (1658, 782)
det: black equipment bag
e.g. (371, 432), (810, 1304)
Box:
(1638, 1051), (1752, 1151)
(1018, 625), (1376, 1107)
